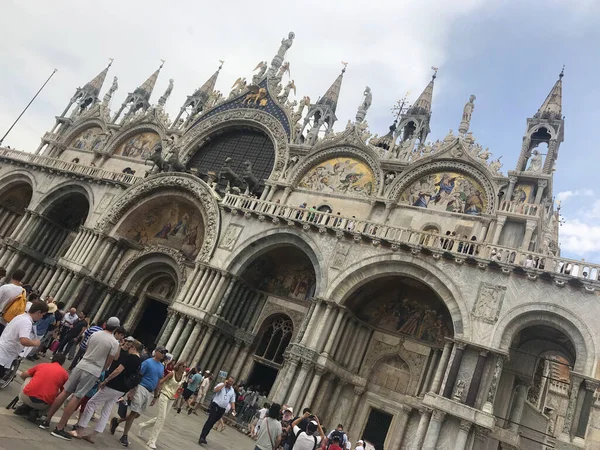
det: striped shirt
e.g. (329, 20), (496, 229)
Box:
(79, 325), (103, 351)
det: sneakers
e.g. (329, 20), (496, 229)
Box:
(110, 417), (119, 435)
(51, 428), (73, 441)
(39, 420), (51, 430)
(147, 442), (157, 450)
(120, 434), (129, 447)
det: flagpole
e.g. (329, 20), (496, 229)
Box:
(0, 68), (58, 147)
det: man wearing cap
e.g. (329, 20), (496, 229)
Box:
(355, 440), (365, 450)
(111, 345), (169, 447)
(198, 376), (237, 445)
(41, 317), (123, 441)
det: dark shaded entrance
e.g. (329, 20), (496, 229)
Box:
(134, 298), (168, 348)
(362, 408), (393, 450)
(246, 360), (278, 395)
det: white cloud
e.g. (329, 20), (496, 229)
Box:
(559, 219), (600, 258)
(555, 189), (594, 203)
(0, 0), (488, 152)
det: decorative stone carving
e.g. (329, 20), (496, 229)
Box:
(472, 282), (507, 324)
(95, 173), (220, 262)
(218, 224), (243, 251)
(453, 379), (466, 401)
(330, 242), (350, 270)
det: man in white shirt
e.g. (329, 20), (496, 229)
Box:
(198, 376), (237, 445)
(355, 440), (365, 450)
(0, 300), (47, 378)
(0, 268), (26, 333)
(291, 412), (325, 450)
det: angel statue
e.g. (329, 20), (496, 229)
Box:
(276, 32), (295, 60)
(279, 80), (296, 101)
(527, 149), (543, 172)
(158, 78), (174, 106)
(489, 157), (503, 175)
(462, 94), (476, 123)
(252, 61), (268, 84)
(229, 77), (247, 98)
(278, 61), (291, 78)
(359, 86), (372, 112)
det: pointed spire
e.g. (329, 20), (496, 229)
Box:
(535, 67), (563, 120)
(135, 60), (165, 101)
(194, 60), (223, 96)
(408, 67), (437, 115)
(317, 62), (347, 113)
(83, 59), (113, 97)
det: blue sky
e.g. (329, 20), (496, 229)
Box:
(1, 0), (599, 261)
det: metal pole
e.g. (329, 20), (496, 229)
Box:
(0, 68), (58, 146)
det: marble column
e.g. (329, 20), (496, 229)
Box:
(199, 331), (220, 369)
(179, 321), (202, 362)
(345, 386), (365, 432)
(390, 406), (412, 450)
(206, 273), (229, 313)
(11, 210), (32, 241)
(42, 269), (62, 297)
(192, 327), (214, 366)
(98, 244), (119, 280)
(349, 326), (371, 373)
(222, 341), (242, 374)
(414, 408), (432, 449)
(158, 311), (177, 346)
(218, 279), (240, 318)
(303, 366), (324, 409)
(173, 319), (195, 358)
(420, 348), (441, 396)
(123, 295), (145, 330)
(560, 375), (583, 439)
(422, 410), (446, 449)
(574, 380), (599, 439)
(322, 307), (344, 356)
(201, 271), (222, 310)
(508, 380), (529, 432)
(332, 315), (351, 361)
(310, 302), (333, 350)
(273, 357), (298, 404)
(342, 321), (359, 367)
(90, 239), (112, 277)
(104, 248), (125, 282)
(442, 343), (465, 398)
(287, 362), (310, 408)
(198, 270), (218, 309)
(325, 381), (345, 425)
(491, 216), (507, 245)
(520, 220), (537, 250)
(165, 316), (186, 351)
(295, 300), (316, 343)
(454, 420), (472, 450)
(482, 354), (505, 414)
(191, 268), (213, 307)
(465, 350), (488, 406)
(472, 426), (490, 448)
(300, 300), (323, 346)
(206, 338), (227, 372)
(230, 344), (248, 379)
(505, 176), (517, 201)
(55, 271), (73, 301)
(240, 291), (261, 330)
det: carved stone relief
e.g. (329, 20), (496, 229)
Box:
(472, 282), (507, 324)
(219, 224), (243, 251)
(330, 241), (350, 270)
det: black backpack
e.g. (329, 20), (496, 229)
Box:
(327, 430), (345, 449)
(296, 429), (318, 450)
(124, 362), (143, 390)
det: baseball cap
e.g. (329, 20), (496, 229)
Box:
(155, 345), (168, 353)
(106, 317), (120, 327)
(124, 336), (135, 342)
(284, 405), (294, 414)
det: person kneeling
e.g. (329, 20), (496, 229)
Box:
(15, 353), (68, 420)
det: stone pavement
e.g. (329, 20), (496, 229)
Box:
(0, 358), (256, 450)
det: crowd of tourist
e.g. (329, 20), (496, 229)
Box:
(0, 267), (370, 449)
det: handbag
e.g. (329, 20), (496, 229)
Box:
(265, 418), (276, 450)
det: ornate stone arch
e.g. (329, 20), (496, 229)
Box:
(111, 249), (185, 296)
(361, 343), (422, 395)
(34, 180), (94, 217)
(491, 303), (595, 375)
(60, 118), (108, 147)
(327, 253), (469, 339)
(223, 227), (326, 298)
(288, 144), (384, 196)
(95, 173), (221, 262)
(250, 313), (298, 362)
(387, 160), (498, 214)
(528, 123), (559, 140)
(104, 121), (166, 157)
(177, 109), (289, 181)
(0, 169), (37, 197)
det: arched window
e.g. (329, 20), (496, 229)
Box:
(255, 317), (293, 365)
(370, 355), (411, 394)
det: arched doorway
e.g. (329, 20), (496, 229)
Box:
(132, 275), (177, 347)
(0, 180), (32, 238)
(246, 314), (294, 394)
(186, 128), (275, 193)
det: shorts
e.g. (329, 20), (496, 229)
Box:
(130, 385), (154, 414)
(182, 388), (195, 400)
(64, 367), (98, 399)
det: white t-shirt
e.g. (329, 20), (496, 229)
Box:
(0, 284), (24, 325)
(76, 330), (119, 377)
(258, 407), (268, 420)
(199, 377), (211, 394)
(293, 425), (322, 450)
(62, 312), (78, 326)
(212, 383), (236, 409)
(0, 313), (34, 367)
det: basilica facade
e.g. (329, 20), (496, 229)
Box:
(0, 33), (598, 449)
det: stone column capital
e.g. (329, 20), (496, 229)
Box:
(431, 410), (446, 422)
(459, 419), (473, 433)
(400, 405), (413, 414)
(537, 179), (548, 188)
(508, 175), (518, 184)
(353, 385), (365, 396)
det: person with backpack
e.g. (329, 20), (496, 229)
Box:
(70, 339), (142, 443)
(327, 425), (348, 449)
(292, 412), (325, 450)
(0, 269), (27, 335)
(284, 407), (311, 450)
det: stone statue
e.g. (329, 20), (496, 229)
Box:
(158, 78), (174, 106)
(453, 379), (466, 401)
(359, 86), (372, 112)
(103, 76), (118, 104)
(279, 80), (296, 101)
(478, 147), (491, 161)
(284, 155), (299, 178)
(527, 149), (543, 172)
(252, 61), (268, 84)
(276, 32), (295, 60)
(489, 158), (503, 175)
(242, 160), (260, 194)
(462, 95), (476, 122)
(145, 144), (165, 173)
(218, 157), (244, 191)
(278, 62), (291, 78)
(229, 77), (247, 98)
(165, 148), (185, 172)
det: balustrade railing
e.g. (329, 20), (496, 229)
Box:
(0, 147), (142, 185)
(499, 200), (540, 217)
(223, 193), (600, 284)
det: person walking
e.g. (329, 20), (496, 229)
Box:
(139, 360), (186, 449)
(55, 311), (86, 355)
(192, 370), (212, 414)
(255, 403), (283, 450)
(198, 376), (237, 445)
(186, 368), (203, 414)
(68, 320), (103, 370)
(110, 346), (169, 447)
(0, 300), (46, 378)
(71, 339), (142, 443)
(40, 317), (122, 440)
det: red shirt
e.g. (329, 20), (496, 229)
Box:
(23, 362), (69, 404)
(327, 444), (343, 450)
